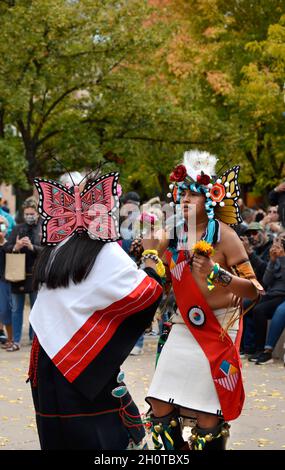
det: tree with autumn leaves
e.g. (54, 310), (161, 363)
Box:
(0, 0), (285, 202)
(148, 0), (285, 194)
(0, 0), (170, 200)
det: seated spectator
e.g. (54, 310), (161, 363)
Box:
(239, 223), (273, 356)
(241, 222), (273, 282)
(255, 299), (285, 364)
(248, 233), (285, 362)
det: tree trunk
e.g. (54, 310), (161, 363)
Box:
(0, 109), (5, 138)
(14, 186), (34, 220)
(25, 143), (39, 184)
(14, 144), (38, 211)
(157, 173), (169, 199)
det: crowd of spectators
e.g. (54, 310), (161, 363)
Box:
(237, 183), (285, 364)
(0, 179), (285, 366)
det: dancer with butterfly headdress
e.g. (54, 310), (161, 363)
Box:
(146, 150), (264, 451)
(28, 167), (163, 450)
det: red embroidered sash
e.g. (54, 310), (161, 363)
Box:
(166, 249), (244, 421)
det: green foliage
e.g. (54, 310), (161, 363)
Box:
(0, 137), (27, 187)
(0, 0), (170, 196)
(0, 0), (285, 201)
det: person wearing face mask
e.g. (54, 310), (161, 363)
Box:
(4, 197), (43, 351)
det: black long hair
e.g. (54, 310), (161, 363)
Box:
(33, 232), (105, 290)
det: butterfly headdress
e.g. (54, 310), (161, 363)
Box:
(34, 171), (120, 246)
(168, 150), (242, 244)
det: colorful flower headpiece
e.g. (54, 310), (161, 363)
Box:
(167, 150), (242, 245)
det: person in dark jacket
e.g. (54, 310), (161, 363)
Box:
(241, 222), (273, 283)
(248, 233), (285, 362)
(240, 222), (273, 354)
(4, 197), (42, 351)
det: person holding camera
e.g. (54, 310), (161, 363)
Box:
(248, 233), (285, 363)
(239, 222), (273, 355)
(240, 222), (273, 283)
(4, 197), (42, 351)
(260, 206), (282, 236)
(268, 181), (285, 228)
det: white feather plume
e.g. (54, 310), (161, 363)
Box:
(59, 171), (83, 187)
(183, 150), (218, 181)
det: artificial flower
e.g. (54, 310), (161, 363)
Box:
(209, 183), (225, 203)
(197, 173), (211, 185)
(193, 240), (215, 257)
(169, 164), (187, 182)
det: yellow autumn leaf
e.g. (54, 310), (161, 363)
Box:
(269, 391), (281, 397)
(258, 438), (271, 444)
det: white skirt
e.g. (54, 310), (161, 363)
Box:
(146, 308), (239, 418)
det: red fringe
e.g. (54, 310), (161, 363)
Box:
(28, 336), (40, 387)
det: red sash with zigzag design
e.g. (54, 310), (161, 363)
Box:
(166, 249), (244, 421)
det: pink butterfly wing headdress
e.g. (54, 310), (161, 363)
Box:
(34, 172), (120, 246)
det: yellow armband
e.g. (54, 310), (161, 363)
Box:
(141, 250), (166, 277)
(231, 260), (264, 294)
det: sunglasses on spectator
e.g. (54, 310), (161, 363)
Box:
(247, 230), (259, 236)
(267, 210), (278, 214)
